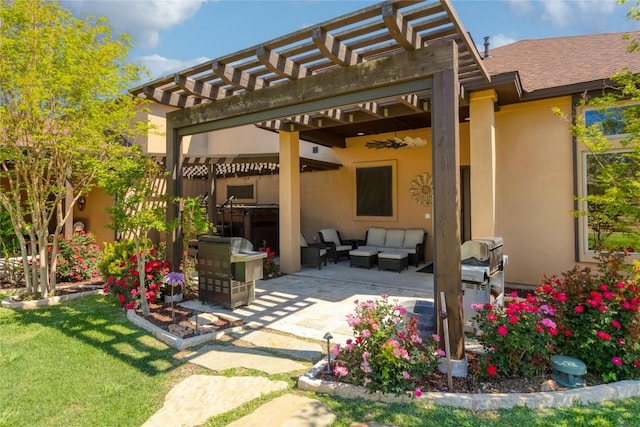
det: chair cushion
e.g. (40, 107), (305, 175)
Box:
(378, 250), (408, 260)
(320, 249), (327, 256)
(336, 244), (353, 252)
(385, 229), (405, 248)
(300, 233), (308, 247)
(403, 229), (425, 248)
(320, 228), (340, 245)
(366, 227), (387, 247)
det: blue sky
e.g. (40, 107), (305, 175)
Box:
(62, 0), (638, 80)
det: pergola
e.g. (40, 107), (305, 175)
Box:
(130, 0), (490, 359)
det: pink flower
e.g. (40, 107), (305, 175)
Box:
(436, 348), (446, 357)
(487, 313), (497, 322)
(596, 330), (611, 340)
(574, 305), (585, 313)
(331, 344), (341, 355)
(362, 329), (371, 338)
(540, 318), (557, 329)
(497, 325), (508, 336)
(414, 387), (422, 397)
(394, 305), (407, 315)
(402, 371), (410, 380)
(611, 319), (621, 329)
(557, 293), (568, 302)
(333, 366), (349, 377)
(432, 334), (440, 342)
(611, 357), (622, 366)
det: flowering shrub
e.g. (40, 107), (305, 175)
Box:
(331, 294), (440, 396)
(54, 231), (101, 282)
(259, 241), (280, 279)
(99, 239), (169, 310)
(536, 251), (640, 382)
(473, 251), (640, 383)
(471, 294), (556, 379)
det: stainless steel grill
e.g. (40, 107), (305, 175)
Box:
(461, 236), (504, 275)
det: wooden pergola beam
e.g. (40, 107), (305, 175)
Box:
(174, 75), (231, 100)
(256, 46), (311, 80)
(311, 27), (362, 67)
(381, 3), (423, 50)
(213, 61), (267, 91)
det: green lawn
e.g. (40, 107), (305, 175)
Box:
(1, 295), (639, 427)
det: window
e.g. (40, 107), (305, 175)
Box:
(577, 103), (640, 261)
(226, 181), (256, 203)
(353, 160), (397, 221)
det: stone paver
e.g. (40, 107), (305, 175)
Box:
(183, 343), (309, 375)
(230, 329), (323, 361)
(226, 394), (336, 427)
(142, 375), (288, 427)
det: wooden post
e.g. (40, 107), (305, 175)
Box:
(166, 125), (183, 271)
(431, 41), (464, 360)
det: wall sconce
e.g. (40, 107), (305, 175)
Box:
(78, 195), (86, 211)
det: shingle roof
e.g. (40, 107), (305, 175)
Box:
(483, 31), (640, 94)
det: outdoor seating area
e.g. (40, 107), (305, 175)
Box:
(314, 227), (425, 273)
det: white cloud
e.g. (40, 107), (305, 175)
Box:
(136, 54), (210, 79)
(505, 0), (620, 33)
(488, 33), (517, 49)
(541, 0), (620, 32)
(62, 0), (206, 49)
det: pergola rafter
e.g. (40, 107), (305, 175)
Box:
(131, 0), (489, 147)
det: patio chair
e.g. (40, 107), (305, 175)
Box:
(318, 228), (353, 263)
(300, 233), (327, 270)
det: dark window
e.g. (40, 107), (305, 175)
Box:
(227, 184), (254, 200)
(356, 165), (393, 216)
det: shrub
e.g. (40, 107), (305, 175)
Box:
(99, 239), (169, 310)
(258, 241), (280, 279)
(537, 251), (640, 382)
(54, 231), (101, 282)
(331, 294), (440, 396)
(471, 294), (556, 379)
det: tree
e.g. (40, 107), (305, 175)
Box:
(0, 0), (149, 296)
(556, 1), (640, 252)
(99, 149), (174, 317)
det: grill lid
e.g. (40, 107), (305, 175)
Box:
(461, 237), (503, 265)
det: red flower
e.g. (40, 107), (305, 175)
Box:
(564, 329), (573, 337)
(574, 305), (585, 313)
(486, 365), (497, 376)
(508, 315), (518, 324)
(497, 325), (508, 336)
(596, 330), (611, 340)
(611, 319), (621, 329)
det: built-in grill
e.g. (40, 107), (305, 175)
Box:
(461, 236), (504, 275)
(461, 237), (506, 332)
(197, 236), (267, 309)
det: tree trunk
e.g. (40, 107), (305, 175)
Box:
(137, 253), (150, 317)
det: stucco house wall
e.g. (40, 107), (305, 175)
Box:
(494, 97), (576, 285)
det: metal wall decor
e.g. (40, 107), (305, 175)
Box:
(409, 172), (433, 207)
(366, 136), (427, 149)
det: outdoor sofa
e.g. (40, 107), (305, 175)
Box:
(355, 227), (426, 267)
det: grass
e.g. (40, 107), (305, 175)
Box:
(1, 294), (639, 427)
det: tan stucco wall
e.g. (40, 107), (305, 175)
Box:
(123, 96), (582, 287)
(300, 128), (449, 262)
(494, 97), (576, 286)
(73, 187), (114, 248)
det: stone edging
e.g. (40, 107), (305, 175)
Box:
(1, 289), (104, 310)
(298, 359), (640, 410)
(126, 309), (245, 351)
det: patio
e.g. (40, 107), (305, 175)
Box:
(184, 259), (435, 345)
